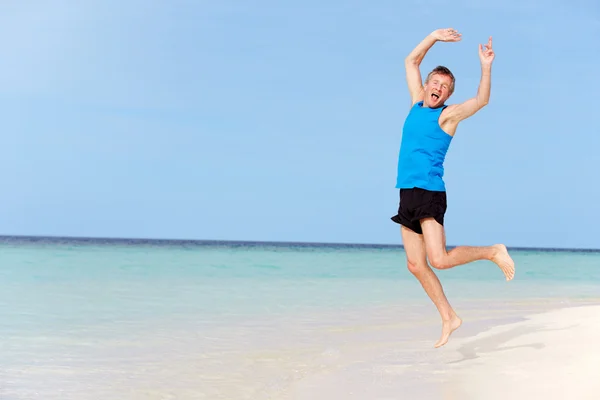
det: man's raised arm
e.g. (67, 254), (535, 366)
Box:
(445, 36), (495, 123)
(405, 28), (462, 105)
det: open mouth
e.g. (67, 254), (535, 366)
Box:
(431, 93), (440, 101)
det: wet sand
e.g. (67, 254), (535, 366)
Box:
(290, 303), (600, 400)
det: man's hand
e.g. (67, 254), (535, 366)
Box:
(479, 36), (495, 66)
(441, 35), (495, 133)
(404, 28), (461, 105)
(430, 28), (462, 43)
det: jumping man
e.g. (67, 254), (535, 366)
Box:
(391, 28), (515, 348)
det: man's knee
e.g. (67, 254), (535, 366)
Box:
(407, 260), (427, 275)
(429, 254), (450, 270)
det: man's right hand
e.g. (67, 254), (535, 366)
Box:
(430, 28), (462, 42)
(404, 28), (461, 106)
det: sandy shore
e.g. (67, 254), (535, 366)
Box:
(4, 300), (598, 399)
(290, 304), (600, 400)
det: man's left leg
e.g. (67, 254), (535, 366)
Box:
(420, 218), (515, 280)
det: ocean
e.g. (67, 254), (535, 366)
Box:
(1, 236), (598, 399)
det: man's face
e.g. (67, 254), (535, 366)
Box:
(423, 73), (453, 108)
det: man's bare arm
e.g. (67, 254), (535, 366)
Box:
(405, 35), (436, 105)
(445, 37), (495, 123)
(404, 28), (462, 105)
(446, 65), (491, 122)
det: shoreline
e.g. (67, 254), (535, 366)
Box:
(288, 302), (600, 400)
(2, 296), (599, 399)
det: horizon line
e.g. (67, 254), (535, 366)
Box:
(0, 234), (598, 253)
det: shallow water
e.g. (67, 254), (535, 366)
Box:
(0, 238), (598, 399)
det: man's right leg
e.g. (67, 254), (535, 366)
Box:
(401, 225), (462, 348)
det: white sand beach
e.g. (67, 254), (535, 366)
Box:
(290, 304), (600, 400)
(3, 297), (599, 399)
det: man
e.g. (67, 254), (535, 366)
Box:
(391, 28), (515, 348)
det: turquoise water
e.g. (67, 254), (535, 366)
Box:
(1, 237), (599, 399)
(2, 239), (599, 329)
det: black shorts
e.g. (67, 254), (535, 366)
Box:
(390, 187), (447, 234)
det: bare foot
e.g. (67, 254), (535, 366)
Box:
(434, 315), (462, 348)
(491, 244), (515, 281)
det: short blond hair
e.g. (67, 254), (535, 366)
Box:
(425, 66), (455, 94)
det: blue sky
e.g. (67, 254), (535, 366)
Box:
(0, 1), (598, 248)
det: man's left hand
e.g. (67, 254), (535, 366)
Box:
(479, 36), (495, 66)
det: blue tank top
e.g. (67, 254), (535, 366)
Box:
(395, 101), (453, 191)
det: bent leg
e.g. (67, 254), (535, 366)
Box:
(420, 218), (515, 280)
(401, 225), (462, 347)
